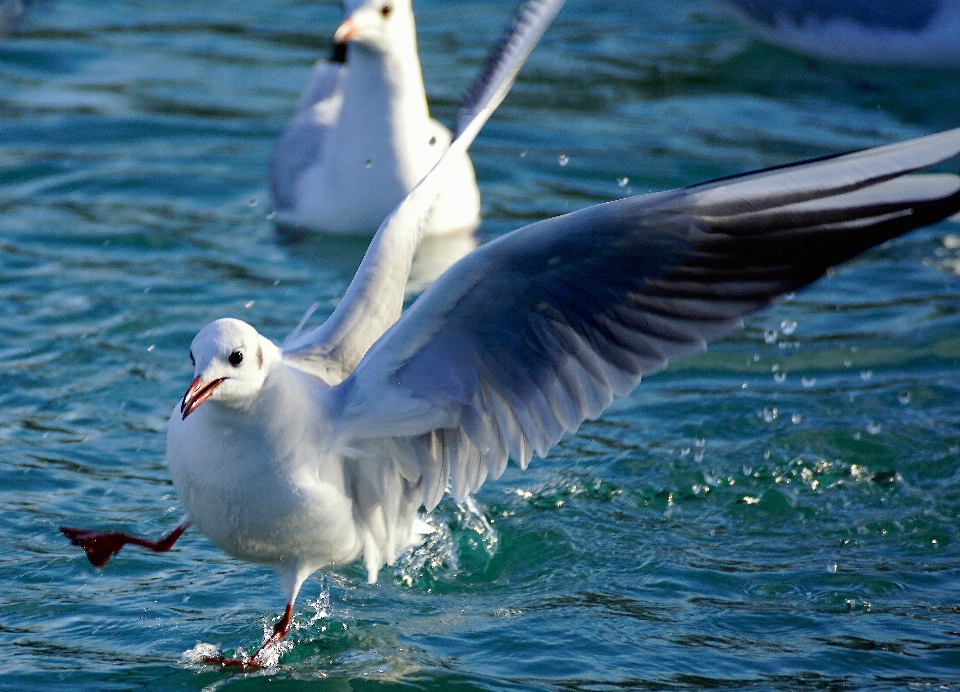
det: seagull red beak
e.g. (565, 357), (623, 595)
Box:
(333, 17), (359, 44)
(181, 376), (226, 420)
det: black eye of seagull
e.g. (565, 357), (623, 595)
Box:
(380, 3), (392, 17)
(229, 350), (243, 367)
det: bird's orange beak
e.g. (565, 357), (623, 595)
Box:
(333, 17), (359, 44)
(181, 376), (226, 420)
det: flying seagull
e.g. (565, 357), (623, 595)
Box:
(62, 0), (567, 667)
(722, 0), (960, 67)
(60, 7), (960, 677)
(269, 0), (538, 236)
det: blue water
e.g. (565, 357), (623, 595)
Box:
(3, 0), (960, 689)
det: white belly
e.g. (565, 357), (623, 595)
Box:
(166, 404), (364, 573)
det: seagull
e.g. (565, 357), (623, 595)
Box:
(62, 0), (566, 667)
(722, 0), (960, 67)
(60, 13), (960, 679)
(270, 0), (505, 236)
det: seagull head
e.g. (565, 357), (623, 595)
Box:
(180, 318), (281, 420)
(333, 0), (413, 54)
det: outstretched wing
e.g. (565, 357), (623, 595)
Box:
(282, 0), (565, 384)
(455, 0), (566, 138)
(334, 128), (960, 514)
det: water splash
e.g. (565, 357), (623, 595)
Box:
(302, 575), (332, 628)
(394, 496), (499, 587)
(180, 642), (221, 665)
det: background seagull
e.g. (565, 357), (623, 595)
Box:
(722, 0), (960, 67)
(270, 0), (526, 236)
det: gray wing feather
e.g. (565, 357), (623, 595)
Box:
(455, 0), (565, 138)
(269, 61), (342, 211)
(335, 128), (960, 509)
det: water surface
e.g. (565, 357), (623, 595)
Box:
(2, 0), (960, 689)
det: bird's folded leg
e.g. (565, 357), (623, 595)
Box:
(202, 602), (294, 669)
(60, 522), (188, 568)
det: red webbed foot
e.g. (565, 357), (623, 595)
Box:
(60, 523), (187, 568)
(202, 603), (294, 669)
(60, 527), (128, 567)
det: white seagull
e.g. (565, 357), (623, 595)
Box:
(723, 0), (960, 67)
(61, 11), (960, 676)
(270, 0), (509, 236)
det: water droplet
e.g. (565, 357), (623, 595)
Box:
(558, 154), (569, 167)
(753, 354), (760, 362)
(617, 177), (629, 187)
(780, 320), (797, 335)
(898, 391), (911, 404)
(866, 422), (881, 435)
(147, 344), (155, 352)
(244, 301), (255, 309)
(774, 372), (786, 383)
(694, 451), (704, 462)
(762, 407), (778, 423)
(771, 363), (780, 372)
(763, 329), (778, 344)
(365, 159), (373, 169)
(791, 413), (802, 424)
(741, 382), (748, 389)
(801, 376), (816, 388)
(247, 198), (258, 208)
(827, 563), (838, 573)
(844, 360), (852, 368)
(266, 211), (276, 220)
(943, 233), (960, 249)
(860, 370), (872, 381)
(694, 438), (706, 447)
(519, 150), (527, 158)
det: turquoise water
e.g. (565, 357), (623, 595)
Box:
(3, 0), (960, 689)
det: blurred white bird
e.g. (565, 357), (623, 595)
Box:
(270, 0), (494, 236)
(723, 0), (960, 67)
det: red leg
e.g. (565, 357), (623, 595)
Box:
(60, 523), (188, 568)
(202, 602), (294, 669)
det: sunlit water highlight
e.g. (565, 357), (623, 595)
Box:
(2, 0), (960, 690)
